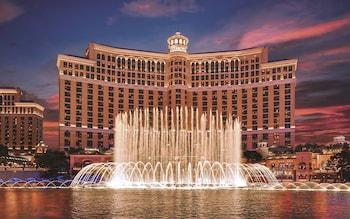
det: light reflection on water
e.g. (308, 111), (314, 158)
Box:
(0, 188), (349, 218)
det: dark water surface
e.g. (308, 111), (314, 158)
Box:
(0, 188), (349, 218)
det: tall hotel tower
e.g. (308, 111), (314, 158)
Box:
(57, 32), (297, 152)
(0, 87), (44, 155)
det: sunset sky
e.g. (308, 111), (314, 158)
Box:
(1, 0), (349, 148)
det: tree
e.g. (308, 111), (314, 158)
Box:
(243, 151), (262, 163)
(330, 144), (350, 182)
(0, 144), (9, 165)
(294, 143), (322, 153)
(0, 144), (8, 157)
(35, 150), (69, 179)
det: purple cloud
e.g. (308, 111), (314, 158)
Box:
(0, 0), (23, 24)
(120, 0), (200, 18)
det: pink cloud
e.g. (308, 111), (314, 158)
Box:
(296, 105), (350, 117)
(298, 57), (350, 79)
(295, 105), (350, 145)
(121, 0), (199, 17)
(298, 61), (319, 72)
(43, 121), (59, 150)
(46, 93), (59, 110)
(297, 45), (350, 73)
(321, 46), (350, 56)
(0, 0), (23, 24)
(239, 17), (350, 48)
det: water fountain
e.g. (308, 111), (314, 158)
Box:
(71, 107), (278, 188)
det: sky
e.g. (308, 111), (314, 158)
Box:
(0, 0), (350, 148)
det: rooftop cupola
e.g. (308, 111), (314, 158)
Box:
(167, 32), (189, 54)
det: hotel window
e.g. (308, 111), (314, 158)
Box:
(64, 139), (70, 146)
(64, 131), (70, 137)
(85, 141), (92, 148)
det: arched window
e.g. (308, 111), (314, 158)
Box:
(122, 58), (125, 68)
(117, 58), (121, 68)
(127, 59), (131, 69)
(299, 162), (306, 170)
(132, 59), (135, 70)
(161, 62), (165, 73)
(137, 60), (141, 70)
(157, 62), (160, 72)
(142, 60), (145, 72)
(235, 60), (239, 72)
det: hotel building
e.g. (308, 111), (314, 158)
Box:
(57, 32), (297, 152)
(0, 87), (45, 155)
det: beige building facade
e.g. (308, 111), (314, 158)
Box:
(57, 32), (297, 152)
(0, 87), (44, 155)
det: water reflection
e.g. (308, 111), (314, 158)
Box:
(0, 189), (73, 218)
(1, 189), (350, 218)
(71, 189), (350, 218)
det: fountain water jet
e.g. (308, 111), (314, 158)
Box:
(71, 107), (278, 188)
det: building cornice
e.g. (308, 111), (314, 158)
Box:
(15, 102), (45, 111)
(261, 59), (298, 70)
(90, 43), (168, 61)
(188, 47), (266, 61)
(57, 54), (95, 67)
(0, 88), (18, 94)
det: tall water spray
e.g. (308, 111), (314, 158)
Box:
(113, 107), (241, 166)
(71, 107), (278, 188)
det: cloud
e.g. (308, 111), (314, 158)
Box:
(43, 121), (58, 149)
(120, 0), (199, 18)
(297, 45), (350, 75)
(0, 0), (23, 24)
(46, 93), (59, 110)
(42, 94), (59, 149)
(296, 105), (350, 118)
(296, 79), (350, 109)
(106, 15), (118, 25)
(295, 105), (350, 145)
(238, 17), (350, 49)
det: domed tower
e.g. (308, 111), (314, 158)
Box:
(167, 32), (189, 111)
(167, 31), (189, 54)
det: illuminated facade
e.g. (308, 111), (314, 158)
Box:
(0, 87), (44, 155)
(57, 32), (297, 152)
